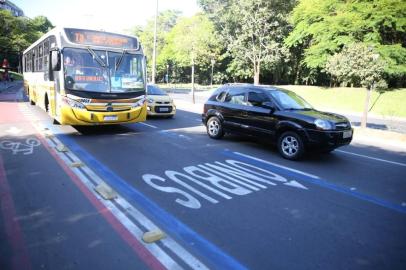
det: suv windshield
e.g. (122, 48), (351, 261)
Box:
(147, 85), (167, 95)
(63, 48), (144, 93)
(268, 90), (313, 110)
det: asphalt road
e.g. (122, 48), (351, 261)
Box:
(1, 88), (405, 269)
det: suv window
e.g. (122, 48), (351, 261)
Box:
(216, 91), (227, 102)
(224, 88), (246, 105)
(247, 90), (269, 107)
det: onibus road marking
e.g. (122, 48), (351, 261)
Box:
(142, 158), (308, 209)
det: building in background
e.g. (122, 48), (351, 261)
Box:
(0, 0), (24, 17)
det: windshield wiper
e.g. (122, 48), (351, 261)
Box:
(115, 49), (127, 71)
(284, 107), (312, 111)
(87, 47), (106, 68)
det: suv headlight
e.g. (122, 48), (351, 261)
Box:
(62, 96), (85, 110)
(147, 98), (154, 104)
(314, 119), (333, 130)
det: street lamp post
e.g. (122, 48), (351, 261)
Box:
(210, 59), (215, 88)
(166, 64), (169, 86)
(151, 0), (158, 84)
(361, 53), (380, 129)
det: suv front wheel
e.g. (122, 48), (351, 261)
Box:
(206, 116), (224, 139)
(277, 131), (305, 160)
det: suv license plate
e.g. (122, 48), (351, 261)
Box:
(104, 115), (118, 121)
(343, 130), (352, 139)
(160, 108), (169, 112)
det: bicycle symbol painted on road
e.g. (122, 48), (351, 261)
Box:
(0, 138), (41, 155)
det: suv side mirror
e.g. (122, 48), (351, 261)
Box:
(262, 101), (276, 113)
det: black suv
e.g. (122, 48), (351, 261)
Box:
(202, 84), (353, 160)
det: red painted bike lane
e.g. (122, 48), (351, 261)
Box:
(0, 102), (164, 270)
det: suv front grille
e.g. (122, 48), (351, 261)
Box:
(335, 122), (350, 130)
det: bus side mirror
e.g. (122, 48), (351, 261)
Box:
(50, 49), (61, 71)
(49, 49), (60, 81)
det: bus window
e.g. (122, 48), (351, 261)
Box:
(63, 48), (144, 93)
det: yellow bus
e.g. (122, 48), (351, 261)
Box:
(22, 27), (147, 125)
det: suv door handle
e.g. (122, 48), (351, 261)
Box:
(241, 112), (248, 117)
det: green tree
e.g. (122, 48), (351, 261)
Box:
(31, 16), (54, 33)
(1, 10), (53, 70)
(131, 10), (181, 80)
(325, 43), (387, 128)
(199, 0), (294, 85)
(285, 0), (406, 86)
(162, 14), (219, 102)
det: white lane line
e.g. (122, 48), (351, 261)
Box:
(139, 122), (158, 129)
(336, 150), (406, 167)
(232, 152), (320, 179)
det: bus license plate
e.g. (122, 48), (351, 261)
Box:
(104, 115), (118, 121)
(159, 108), (169, 112)
(343, 130), (352, 139)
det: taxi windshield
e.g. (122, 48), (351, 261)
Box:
(63, 48), (144, 93)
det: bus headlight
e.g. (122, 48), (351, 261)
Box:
(132, 97), (146, 108)
(62, 96), (85, 110)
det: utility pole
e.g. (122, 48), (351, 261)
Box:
(210, 59), (215, 88)
(151, 0), (158, 84)
(191, 56), (195, 104)
(166, 64), (169, 86)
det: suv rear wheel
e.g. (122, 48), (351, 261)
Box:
(277, 131), (305, 160)
(206, 116), (224, 139)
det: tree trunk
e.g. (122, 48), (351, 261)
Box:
(361, 86), (372, 129)
(254, 62), (260, 85)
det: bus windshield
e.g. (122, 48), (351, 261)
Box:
(63, 48), (144, 93)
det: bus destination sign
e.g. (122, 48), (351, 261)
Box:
(65, 28), (138, 50)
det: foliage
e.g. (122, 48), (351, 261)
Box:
(131, 10), (182, 80)
(0, 10), (54, 52)
(132, 10), (181, 64)
(325, 43), (387, 90)
(0, 10), (54, 69)
(285, 0), (406, 86)
(160, 14), (220, 83)
(199, 0), (295, 84)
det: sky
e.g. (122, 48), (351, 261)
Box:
(12, 0), (201, 34)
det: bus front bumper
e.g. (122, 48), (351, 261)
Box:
(58, 105), (147, 125)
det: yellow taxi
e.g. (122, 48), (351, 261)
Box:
(146, 84), (176, 118)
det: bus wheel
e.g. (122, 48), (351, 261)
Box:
(45, 95), (49, 112)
